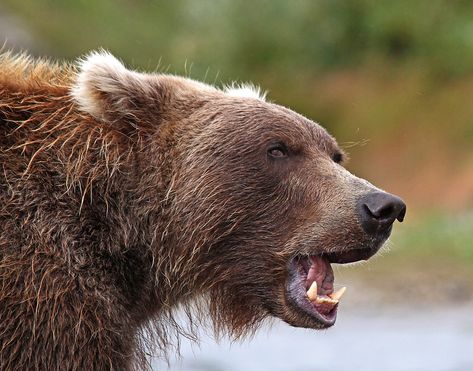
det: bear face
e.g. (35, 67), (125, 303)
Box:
(72, 52), (406, 333)
(169, 97), (406, 331)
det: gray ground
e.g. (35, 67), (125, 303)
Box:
(152, 302), (473, 371)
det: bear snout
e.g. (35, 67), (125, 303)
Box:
(357, 191), (406, 235)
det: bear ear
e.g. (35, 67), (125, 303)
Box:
(71, 51), (165, 131)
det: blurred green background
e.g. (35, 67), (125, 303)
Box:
(1, 0), (472, 284)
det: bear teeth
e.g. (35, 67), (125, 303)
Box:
(307, 283), (346, 304)
(329, 286), (347, 301)
(315, 296), (338, 305)
(307, 281), (318, 301)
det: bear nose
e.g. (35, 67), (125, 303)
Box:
(357, 192), (406, 235)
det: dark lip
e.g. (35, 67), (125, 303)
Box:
(322, 246), (378, 264)
(323, 229), (391, 264)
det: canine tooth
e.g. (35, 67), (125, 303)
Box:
(307, 281), (318, 301)
(330, 287), (347, 301)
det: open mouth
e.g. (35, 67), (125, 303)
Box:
(286, 247), (379, 328)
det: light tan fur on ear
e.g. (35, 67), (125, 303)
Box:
(72, 51), (127, 118)
(70, 50), (222, 136)
(225, 82), (267, 101)
(71, 50), (157, 122)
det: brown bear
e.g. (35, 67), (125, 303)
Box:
(0, 51), (406, 370)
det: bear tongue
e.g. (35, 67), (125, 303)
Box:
(306, 256), (334, 295)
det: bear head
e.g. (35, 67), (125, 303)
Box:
(72, 51), (406, 336)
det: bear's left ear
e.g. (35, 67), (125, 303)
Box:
(71, 51), (166, 131)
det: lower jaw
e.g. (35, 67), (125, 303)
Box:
(285, 296), (338, 329)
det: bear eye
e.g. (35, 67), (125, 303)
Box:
(332, 151), (343, 164)
(267, 144), (288, 159)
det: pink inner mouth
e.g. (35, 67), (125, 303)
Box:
(304, 256), (334, 294)
(300, 256), (337, 316)
(286, 255), (339, 328)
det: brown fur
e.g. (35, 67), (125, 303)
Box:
(1, 51), (389, 369)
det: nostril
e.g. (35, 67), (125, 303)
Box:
(362, 203), (378, 219)
(362, 204), (373, 218)
(358, 192), (406, 235)
(377, 205), (394, 220)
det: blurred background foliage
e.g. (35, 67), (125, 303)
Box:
(1, 0), (472, 270)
